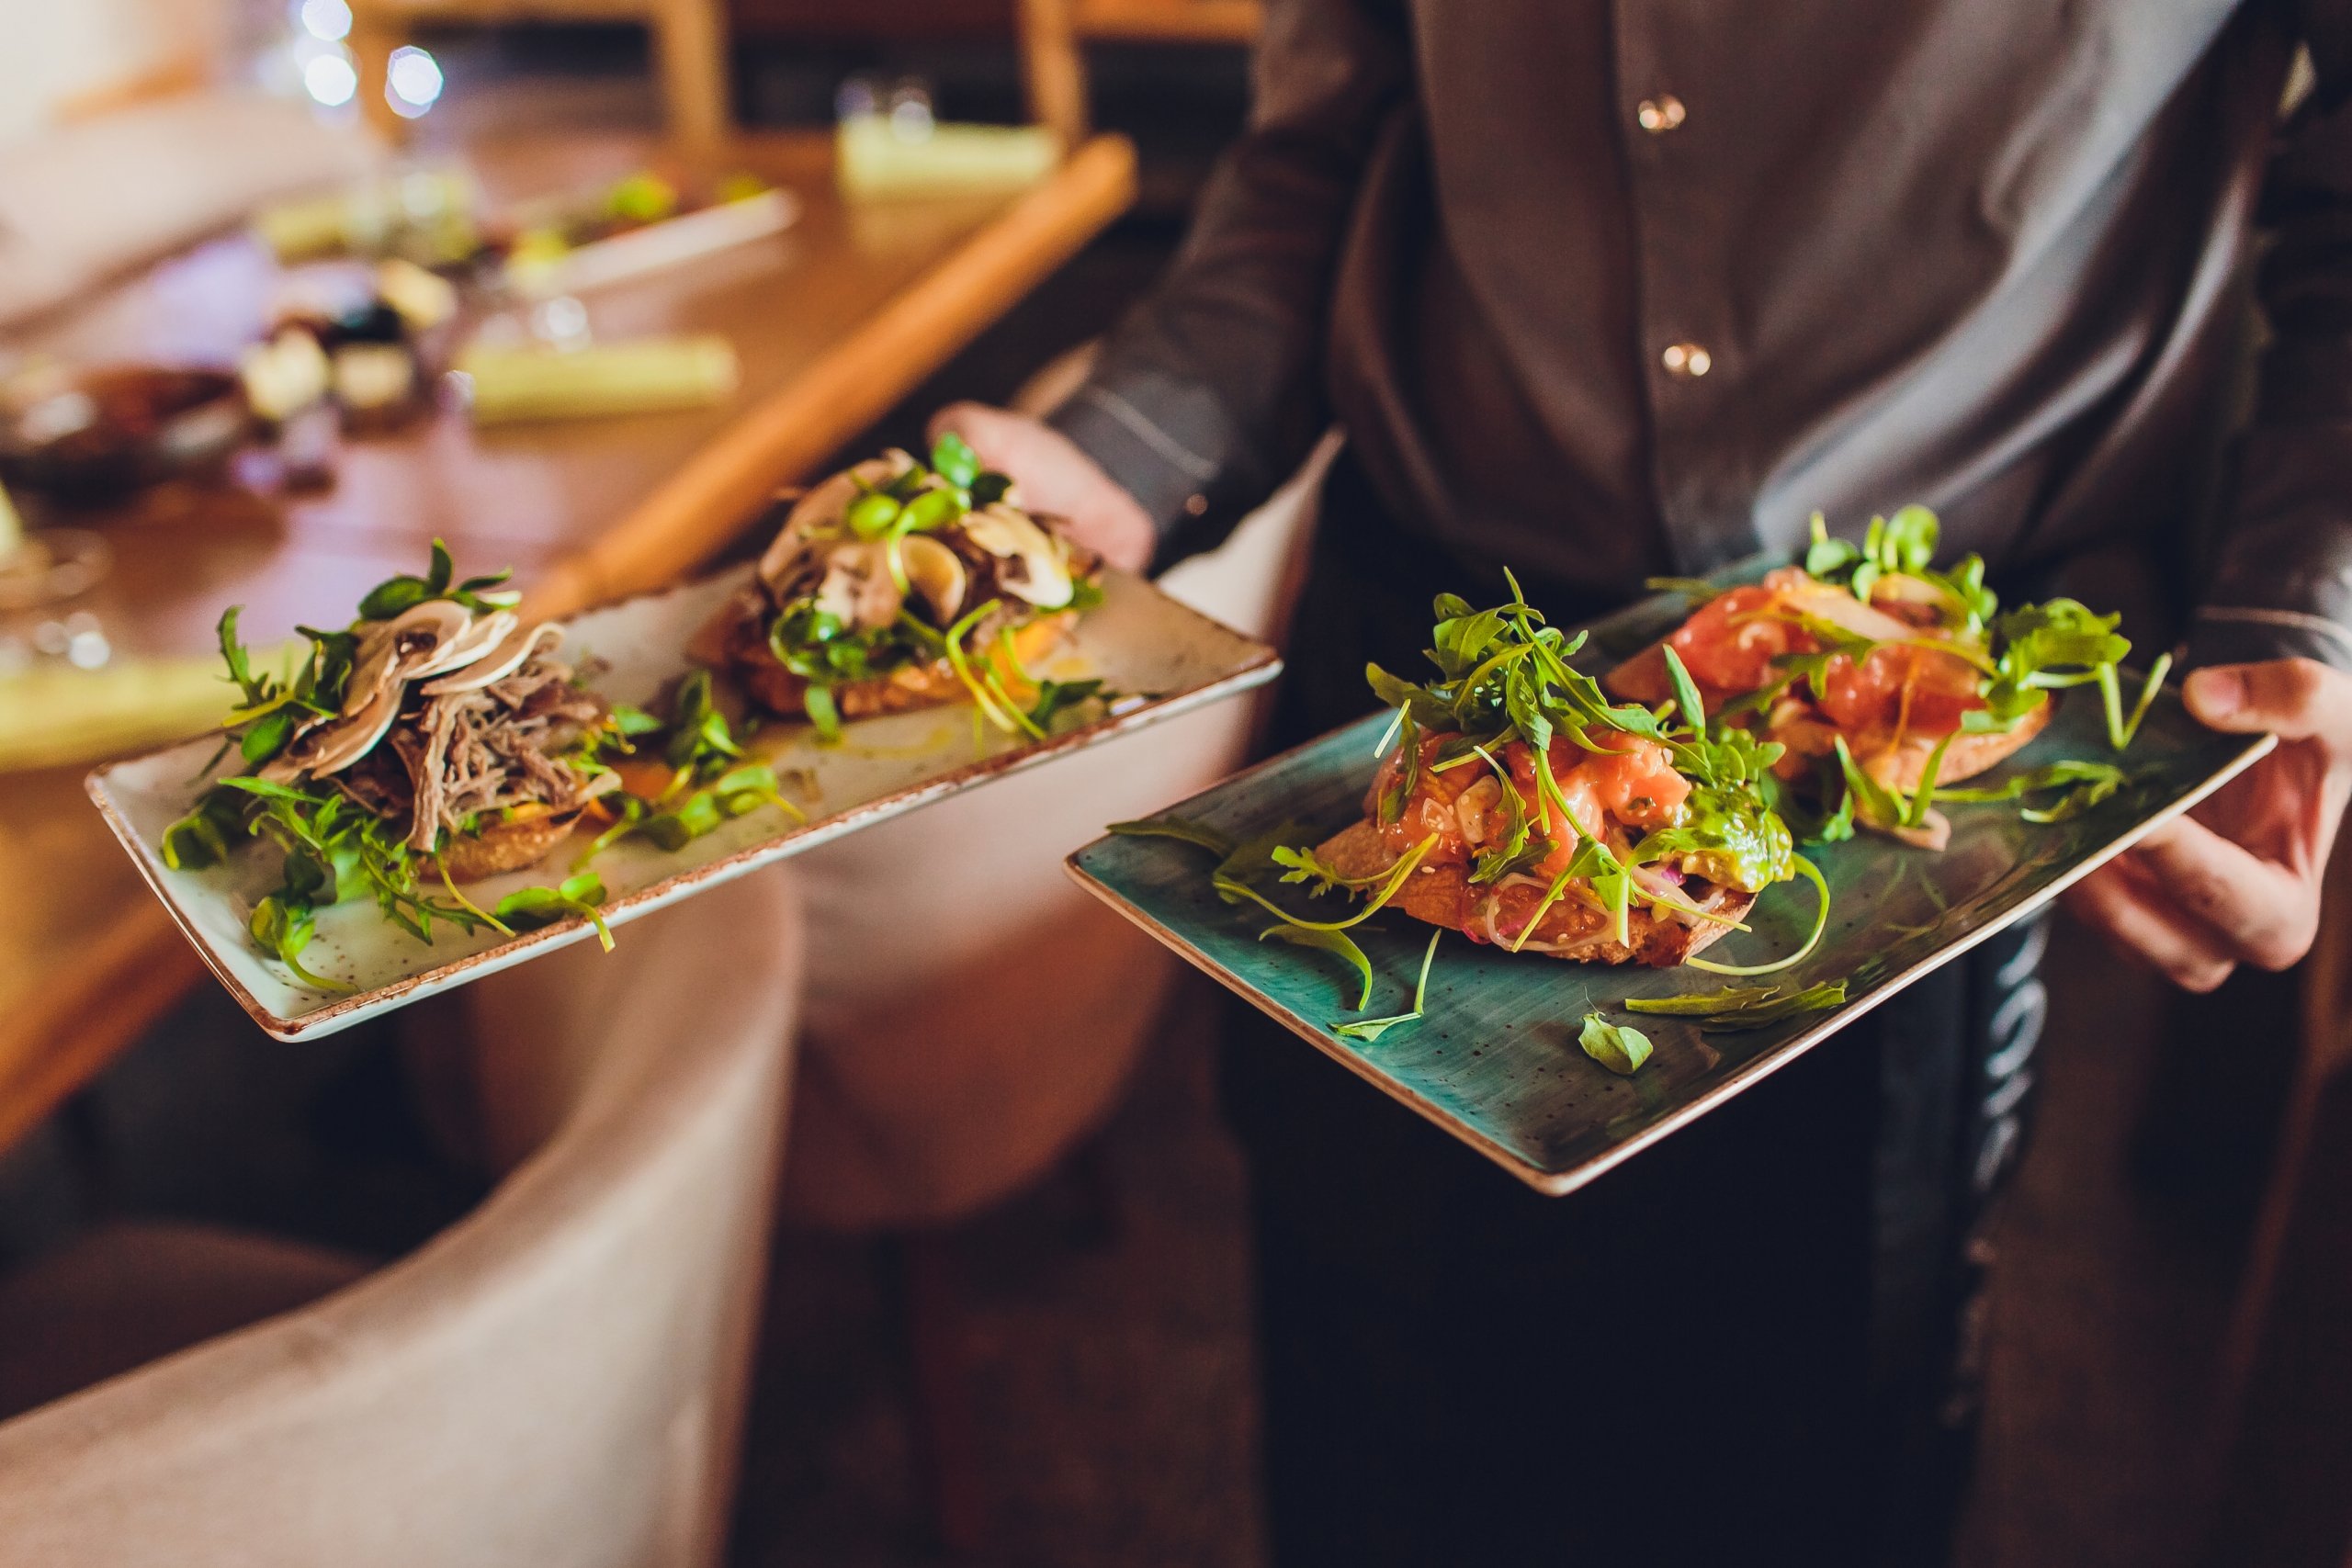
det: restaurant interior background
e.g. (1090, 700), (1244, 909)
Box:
(1, 3), (2349, 1565)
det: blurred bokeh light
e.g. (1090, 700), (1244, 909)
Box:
(385, 44), (444, 119)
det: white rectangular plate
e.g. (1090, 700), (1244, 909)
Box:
(88, 566), (1280, 1041)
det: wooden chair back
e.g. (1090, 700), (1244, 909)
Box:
(1016, 0), (1261, 150)
(347, 0), (730, 150)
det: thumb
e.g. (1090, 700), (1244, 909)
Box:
(2185, 658), (2352, 741)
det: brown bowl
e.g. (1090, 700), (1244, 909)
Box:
(1, 366), (251, 505)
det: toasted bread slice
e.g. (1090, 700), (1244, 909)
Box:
(716, 604), (1077, 725)
(1313, 820), (1752, 967)
(441, 807), (581, 883)
(1838, 702), (2047, 793)
(1600, 640), (1680, 709)
(1601, 640), (2048, 790)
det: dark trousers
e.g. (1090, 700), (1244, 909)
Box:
(1222, 456), (2047, 1566)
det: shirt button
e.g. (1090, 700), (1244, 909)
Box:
(1636, 95), (1687, 134)
(1661, 342), (1713, 378)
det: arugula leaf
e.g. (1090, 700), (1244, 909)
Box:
(1216, 835), (1439, 933)
(1623, 978), (1848, 1030)
(1882, 504), (1939, 573)
(240, 705), (299, 765)
(214, 774), (326, 804)
(1645, 576), (1726, 605)
(162, 786), (247, 871)
(357, 574), (433, 622)
(801, 683), (842, 743)
(293, 626), (358, 714)
(217, 607), (271, 705)
(1804, 511), (1862, 578)
(1686, 852), (1832, 977)
(1107, 815), (1236, 859)
(1935, 759), (2131, 823)
(249, 895), (354, 993)
(663, 670), (743, 771)
(493, 871), (614, 951)
(2099, 652), (2172, 752)
(929, 430), (982, 490)
(1578, 1012), (1654, 1075)
(1259, 924), (1375, 1010)
(1970, 598), (2133, 734)
(580, 674), (802, 860)
(1215, 822), (1313, 888)
(1026, 677), (1105, 732)
(1903, 733), (1958, 829)
(1332, 929), (1442, 1043)
(1467, 747), (1546, 885)
(1662, 643), (1708, 737)
(1378, 709), (1420, 826)
(1832, 737), (1904, 829)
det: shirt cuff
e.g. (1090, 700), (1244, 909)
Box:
(2183, 604), (2352, 674)
(1046, 369), (1264, 559)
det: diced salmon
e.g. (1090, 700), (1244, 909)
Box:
(1668, 582), (1816, 693)
(1817, 644), (1983, 737)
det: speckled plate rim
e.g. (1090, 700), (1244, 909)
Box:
(87, 567), (1282, 1043)
(1066, 720), (2274, 1197)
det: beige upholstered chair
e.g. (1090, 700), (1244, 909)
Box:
(0, 866), (804, 1568)
(780, 430), (1333, 1230)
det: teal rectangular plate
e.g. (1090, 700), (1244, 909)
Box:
(1067, 582), (2274, 1195)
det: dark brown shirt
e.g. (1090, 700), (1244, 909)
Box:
(1050, 0), (2352, 670)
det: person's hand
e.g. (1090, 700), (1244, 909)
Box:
(2063, 659), (2352, 991)
(928, 402), (1158, 573)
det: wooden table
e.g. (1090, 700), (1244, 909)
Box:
(0, 129), (1135, 1153)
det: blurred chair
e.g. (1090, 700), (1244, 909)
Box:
(348, 0), (729, 150)
(0, 867), (803, 1568)
(1016, 0), (1261, 150)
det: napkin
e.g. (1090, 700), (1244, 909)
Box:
(835, 116), (1060, 199)
(456, 338), (741, 424)
(0, 653), (253, 773)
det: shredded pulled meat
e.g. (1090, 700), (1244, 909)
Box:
(352, 653), (613, 852)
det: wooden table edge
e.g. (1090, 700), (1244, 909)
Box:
(526, 132), (1139, 619)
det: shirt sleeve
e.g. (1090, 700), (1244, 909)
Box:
(1046, 0), (1410, 560)
(2189, 18), (2352, 672)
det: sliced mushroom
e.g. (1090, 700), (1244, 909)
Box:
(345, 599), (474, 709)
(811, 541), (905, 632)
(959, 502), (1074, 610)
(420, 621), (560, 695)
(273, 682), (402, 777)
(898, 534), (968, 625)
(759, 450), (922, 594)
(410, 609), (518, 679)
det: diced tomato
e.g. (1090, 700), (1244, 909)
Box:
(1815, 649), (1900, 731)
(1581, 736), (1690, 828)
(1366, 735), (1474, 866)
(1668, 583), (1817, 693)
(1816, 645), (1984, 738)
(1372, 728), (1699, 880)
